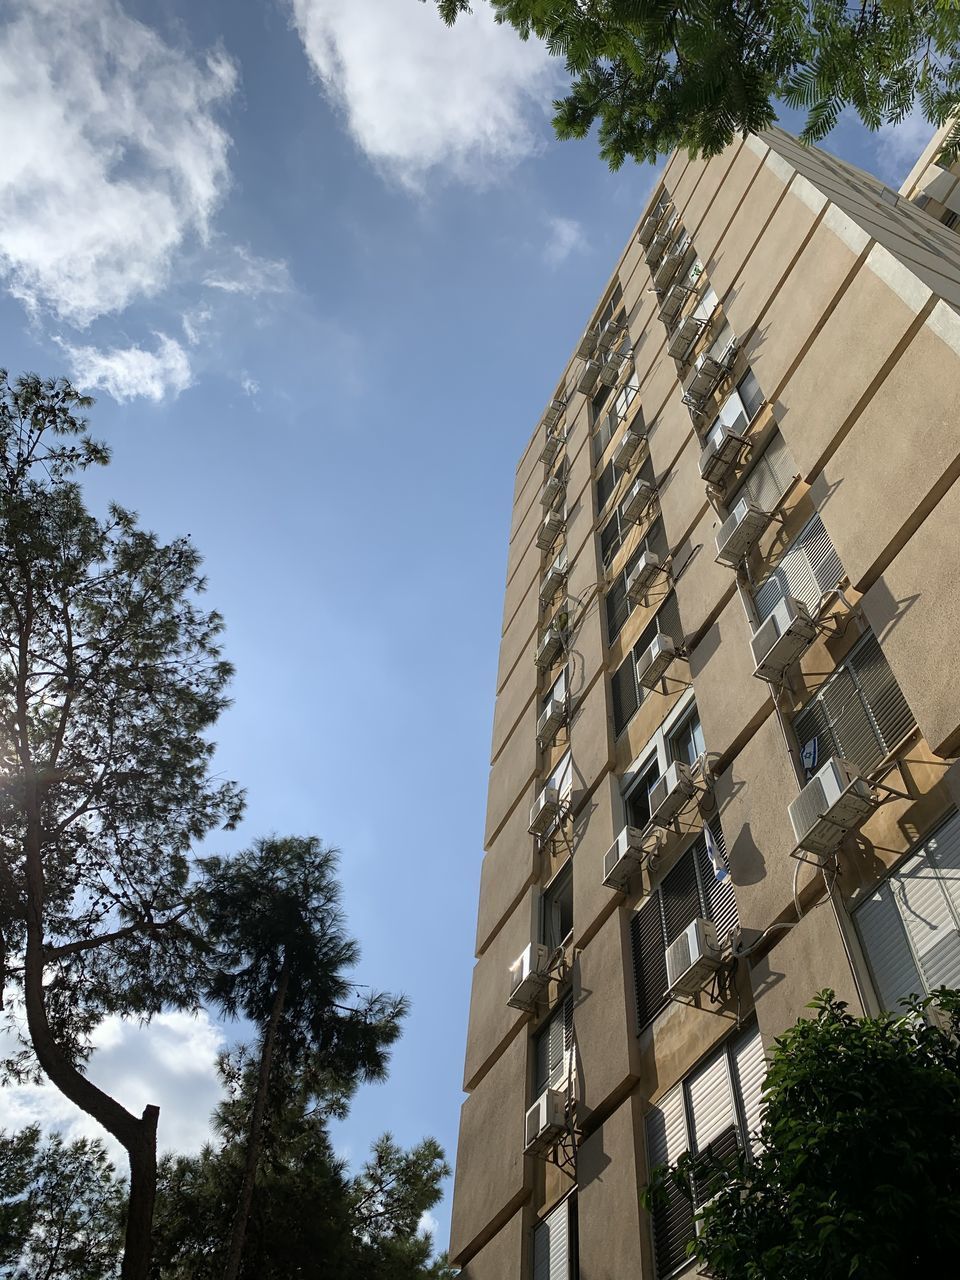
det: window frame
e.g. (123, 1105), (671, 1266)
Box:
(540, 860), (574, 953)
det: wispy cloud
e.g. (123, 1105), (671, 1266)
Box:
(289, 0), (560, 189)
(203, 245), (291, 297)
(0, 0), (238, 328)
(543, 216), (588, 267)
(874, 107), (937, 185)
(240, 373), (260, 396)
(59, 333), (193, 402)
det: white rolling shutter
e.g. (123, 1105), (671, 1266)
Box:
(687, 1049), (735, 1151)
(855, 881), (924, 1011)
(893, 835), (960, 991)
(731, 1026), (767, 1153)
(646, 1083), (689, 1168)
(753, 514), (843, 621)
(741, 430), (797, 512)
(533, 1198), (571, 1280)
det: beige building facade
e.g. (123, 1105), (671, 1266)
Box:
(450, 125), (960, 1280)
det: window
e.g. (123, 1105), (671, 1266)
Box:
(669, 705), (705, 768)
(592, 370), (641, 462)
(737, 429), (796, 513)
(541, 862), (573, 952)
(599, 456), (657, 567)
(543, 667), (567, 714)
(624, 758), (661, 830)
(611, 594), (684, 736)
(533, 991), (574, 1097)
(854, 810), (960, 1011)
(792, 629), (914, 777)
(596, 283), (623, 332)
(942, 208), (959, 230)
(590, 381), (612, 422)
(693, 283), (719, 323)
(596, 459), (617, 513)
(737, 368), (764, 422)
(547, 749), (573, 804)
(752, 513), (844, 623)
(605, 517), (669, 644)
(629, 820), (738, 1030)
(532, 1195), (578, 1280)
(645, 1025), (765, 1278)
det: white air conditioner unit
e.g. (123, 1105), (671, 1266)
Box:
(788, 757), (878, 856)
(541, 475), (564, 509)
(528, 784), (561, 836)
(684, 353), (725, 405)
(646, 230), (670, 266)
(524, 1087), (566, 1155)
(602, 824), (662, 892)
(543, 399), (565, 428)
(577, 359), (602, 394)
(613, 428), (643, 471)
(535, 625), (563, 670)
(668, 313), (706, 361)
(539, 553), (566, 604)
(626, 552), (665, 603)
(598, 317), (625, 350)
(537, 696), (567, 744)
(659, 280), (690, 326)
(636, 633), (677, 689)
(637, 208), (664, 247)
(507, 942), (551, 1010)
(715, 498), (772, 566)
(666, 918), (721, 996)
(649, 761), (697, 827)
(598, 356), (624, 387)
(751, 596), (818, 681)
(536, 510), (564, 551)
(622, 477), (656, 524)
(539, 433), (562, 466)
(699, 416), (748, 485)
(575, 329), (598, 360)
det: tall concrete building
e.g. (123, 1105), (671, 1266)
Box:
(449, 124), (960, 1280)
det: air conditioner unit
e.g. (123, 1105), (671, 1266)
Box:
(602, 824), (661, 891)
(536, 510), (564, 551)
(684, 353), (725, 405)
(528, 784), (560, 836)
(597, 317), (625, 350)
(543, 399), (565, 428)
(539, 433), (562, 466)
(598, 356), (624, 387)
(541, 475), (564, 509)
(715, 498), (772, 566)
(751, 596), (817, 681)
(535, 625), (563, 670)
(613, 428), (643, 471)
(637, 208), (664, 247)
(636, 633), (677, 689)
(575, 329), (598, 360)
(659, 280), (690, 326)
(537, 696), (566, 744)
(539, 553), (566, 604)
(577, 359), (602, 394)
(524, 1088), (566, 1155)
(646, 230), (670, 266)
(649, 761), (696, 827)
(507, 942), (551, 1010)
(668, 313), (705, 361)
(652, 246), (682, 292)
(622, 477), (656, 524)
(699, 416), (748, 485)
(626, 552), (664, 603)
(666, 918), (721, 996)
(788, 757), (878, 856)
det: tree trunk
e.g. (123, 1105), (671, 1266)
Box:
(22, 766), (159, 1280)
(222, 960), (290, 1280)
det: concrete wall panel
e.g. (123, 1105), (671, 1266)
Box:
(577, 1094), (647, 1280)
(464, 887), (538, 1090)
(689, 594), (773, 770)
(573, 907), (642, 1122)
(477, 783), (539, 956)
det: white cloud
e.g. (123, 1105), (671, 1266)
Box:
(203, 244), (291, 297)
(182, 305), (213, 347)
(0, 1010), (227, 1163)
(59, 333), (192, 402)
(240, 373), (260, 396)
(418, 1210), (439, 1237)
(289, 0), (560, 188)
(0, 0), (237, 326)
(874, 107), (937, 184)
(543, 215), (587, 267)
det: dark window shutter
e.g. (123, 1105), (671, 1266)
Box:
(691, 1124), (740, 1207)
(661, 850), (701, 946)
(606, 577), (630, 643)
(652, 1180), (696, 1278)
(695, 819), (739, 944)
(847, 631), (915, 756)
(655, 592), (683, 646)
(612, 652), (640, 736)
(630, 896), (668, 1029)
(597, 461), (616, 512)
(600, 512), (623, 566)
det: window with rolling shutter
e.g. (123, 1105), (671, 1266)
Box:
(854, 809), (960, 1010)
(532, 1195), (576, 1280)
(630, 819), (738, 1030)
(644, 1024), (765, 1277)
(792, 630), (915, 776)
(611, 592), (685, 737)
(739, 429), (797, 513)
(596, 459), (617, 513)
(606, 517), (668, 644)
(533, 991), (574, 1097)
(752, 513), (844, 622)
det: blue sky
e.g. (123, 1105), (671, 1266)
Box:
(0, 0), (934, 1252)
